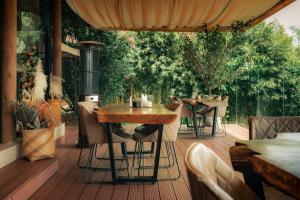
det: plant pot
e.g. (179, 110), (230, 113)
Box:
(47, 99), (61, 127)
(22, 128), (55, 161)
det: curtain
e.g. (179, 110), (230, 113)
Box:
(66, 0), (283, 31)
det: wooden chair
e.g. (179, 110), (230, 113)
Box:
(185, 143), (259, 200)
(198, 96), (229, 136)
(169, 96), (195, 135)
(77, 102), (131, 183)
(132, 100), (183, 179)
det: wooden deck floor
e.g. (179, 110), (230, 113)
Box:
(28, 125), (291, 200)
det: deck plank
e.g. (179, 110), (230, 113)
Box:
(19, 124), (260, 200)
(30, 127), (80, 200)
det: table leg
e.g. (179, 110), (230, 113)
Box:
(230, 145), (265, 199)
(242, 166), (265, 200)
(152, 124), (163, 182)
(191, 105), (199, 138)
(211, 106), (218, 137)
(106, 123), (117, 183)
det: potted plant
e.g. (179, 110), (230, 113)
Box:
(47, 75), (63, 126)
(10, 101), (55, 161)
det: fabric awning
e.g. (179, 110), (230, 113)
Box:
(66, 0), (294, 32)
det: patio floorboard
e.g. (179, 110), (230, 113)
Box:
(6, 124), (290, 200)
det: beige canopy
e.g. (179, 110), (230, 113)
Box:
(66, 0), (294, 32)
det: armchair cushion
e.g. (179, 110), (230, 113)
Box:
(185, 143), (259, 200)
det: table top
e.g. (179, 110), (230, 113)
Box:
(94, 103), (177, 124)
(182, 98), (227, 107)
(232, 137), (300, 199)
(236, 139), (300, 178)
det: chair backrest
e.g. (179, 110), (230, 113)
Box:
(163, 100), (183, 142)
(205, 96), (228, 118)
(77, 102), (108, 144)
(249, 116), (300, 140)
(170, 96), (193, 118)
(218, 96), (228, 117)
(185, 143), (259, 200)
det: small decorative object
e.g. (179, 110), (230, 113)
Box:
(10, 101), (55, 161)
(141, 94), (153, 108)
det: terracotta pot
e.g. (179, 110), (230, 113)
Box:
(47, 99), (61, 127)
(22, 128), (55, 161)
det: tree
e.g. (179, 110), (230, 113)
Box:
(182, 25), (246, 95)
(127, 32), (196, 103)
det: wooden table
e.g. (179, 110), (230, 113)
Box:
(182, 98), (223, 138)
(94, 103), (177, 183)
(230, 138), (300, 199)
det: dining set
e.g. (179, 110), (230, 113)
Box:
(76, 95), (228, 184)
(75, 96), (300, 199)
(77, 100), (180, 184)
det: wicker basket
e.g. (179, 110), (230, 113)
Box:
(22, 128), (55, 161)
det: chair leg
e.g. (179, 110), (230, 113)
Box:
(81, 143), (129, 172)
(149, 142), (155, 155)
(122, 143), (130, 178)
(134, 142), (175, 169)
(165, 142), (175, 167)
(77, 143), (92, 169)
(179, 118), (194, 135)
(77, 143), (85, 168)
(216, 118), (227, 137)
(152, 142), (181, 181)
(137, 141), (143, 177)
(95, 143), (127, 161)
(121, 143), (126, 156)
(186, 117), (194, 128)
(179, 118), (183, 133)
(132, 142), (138, 167)
(170, 142), (181, 179)
(84, 144), (94, 183)
(84, 143), (131, 184)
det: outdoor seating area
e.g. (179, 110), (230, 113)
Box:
(1, 0), (300, 200)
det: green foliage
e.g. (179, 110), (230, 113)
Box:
(61, 1), (300, 124)
(225, 22), (300, 121)
(17, 46), (40, 100)
(126, 32), (194, 103)
(182, 25), (245, 95)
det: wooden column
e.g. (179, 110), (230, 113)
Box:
(1, 0), (17, 143)
(53, 0), (62, 78)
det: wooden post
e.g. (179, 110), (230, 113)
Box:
(1, 0), (17, 143)
(53, 0), (62, 79)
(49, 0), (62, 126)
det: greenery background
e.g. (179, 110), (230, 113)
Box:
(60, 3), (300, 126)
(15, 2), (300, 127)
